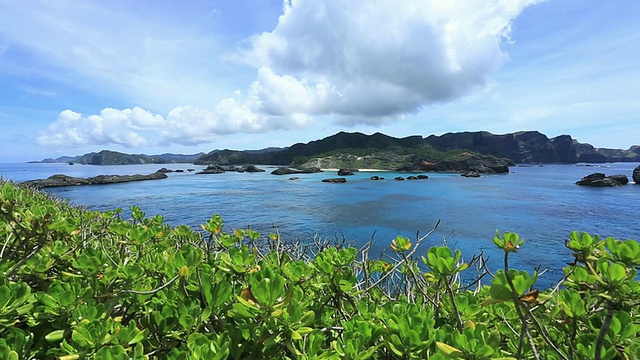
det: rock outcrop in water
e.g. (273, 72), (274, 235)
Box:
(321, 178), (347, 183)
(633, 166), (640, 184)
(23, 172), (168, 188)
(337, 168), (356, 176)
(575, 173), (629, 187)
(270, 167), (323, 175)
(197, 164), (266, 174)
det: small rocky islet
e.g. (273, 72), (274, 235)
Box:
(23, 172), (169, 188)
(575, 165), (640, 187)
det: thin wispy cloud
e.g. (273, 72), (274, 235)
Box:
(1, 0), (639, 160)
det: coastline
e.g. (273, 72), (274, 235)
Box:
(321, 168), (387, 172)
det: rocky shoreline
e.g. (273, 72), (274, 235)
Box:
(23, 172), (168, 188)
(575, 165), (640, 187)
(21, 164), (640, 188)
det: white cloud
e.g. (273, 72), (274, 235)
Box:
(37, 103), (313, 148)
(235, 0), (543, 125)
(37, 108), (161, 148)
(35, 0), (543, 148)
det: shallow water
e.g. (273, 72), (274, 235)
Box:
(2, 162), (639, 287)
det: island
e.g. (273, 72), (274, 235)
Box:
(23, 172), (168, 188)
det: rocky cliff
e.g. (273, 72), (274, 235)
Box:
(424, 131), (640, 164)
(195, 131), (637, 167)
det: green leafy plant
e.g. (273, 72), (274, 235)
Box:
(0, 180), (638, 359)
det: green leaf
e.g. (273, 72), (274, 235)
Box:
(606, 263), (626, 282)
(300, 310), (315, 326)
(45, 329), (65, 343)
(489, 284), (512, 301)
(128, 329), (147, 346)
(71, 329), (95, 347)
(436, 342), (465, 357)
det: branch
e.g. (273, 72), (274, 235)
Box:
(362, 220), (439, 294)
(123, 274), (180, 295)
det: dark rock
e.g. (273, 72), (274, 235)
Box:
(395, 177), (405, 181)
(23, 173), (168, 188)
(304, 167), (323, 173)
(219, 165), (240, 172)
(156, 167), (173, 173)
(398, 152), (512, 173)
(174, 169), (184, 173)
(576, 173), (628, 186)
(338, 168), (355, 176)
(187, 169), (195, 172)
(271, 167), (298, 175)
(271, 167), (323, 175)
(322, 178), (347, 183)
(461, 171), (481, 178)
(288, 177), (299, 180)
(406, 175), (428, 180)
(608, 174), (629, 185)
(197, 165), (225, 174)
(370, 175), (380, 180)
(242, 164), (265, 173)
(633, 166), (640, 184)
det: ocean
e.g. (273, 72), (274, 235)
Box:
(2, 161), (639, 288)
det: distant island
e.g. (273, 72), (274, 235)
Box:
(31, 150), (205, 165)
(31, 131), (640, 173)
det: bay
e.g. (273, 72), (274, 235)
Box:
(2, 161), (639, 287)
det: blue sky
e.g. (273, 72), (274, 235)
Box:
(1, 0), (638, 162)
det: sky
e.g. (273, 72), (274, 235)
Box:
(1, 0), (639, 162)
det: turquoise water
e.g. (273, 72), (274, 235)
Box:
(2, 162), (639, 287)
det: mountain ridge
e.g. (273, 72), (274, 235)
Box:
(33, 130), (640, 166)
(33, 150), (205, 165)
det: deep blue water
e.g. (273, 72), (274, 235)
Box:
(2, 162), (639, 287)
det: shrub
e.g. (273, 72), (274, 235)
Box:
(1, 180), (638, 359)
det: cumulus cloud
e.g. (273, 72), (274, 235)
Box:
(238, 0), (543, 124)
(37, 107), (163, 148)
(37, 0), (542, 147)
(37, 102), (312, 148)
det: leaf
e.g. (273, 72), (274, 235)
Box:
(291, 330), (302, 340)
(297, 327), (313, 335)
(489, 283), (513, 301)
(71, 329), (94, 347)
(58, 355), (81, 360)
(607, 263), (626, 282)
(300, 310), (315, 326)
(386, 341), (403, 357)
(128, 329), (148, 345)
(519, 289), (540, 304)
(178, 265), (190, 277)
(436, 342), (465, 357)
(45, 329), (65, 343)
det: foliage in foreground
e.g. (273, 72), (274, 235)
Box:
(1, 180), (639, 359)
